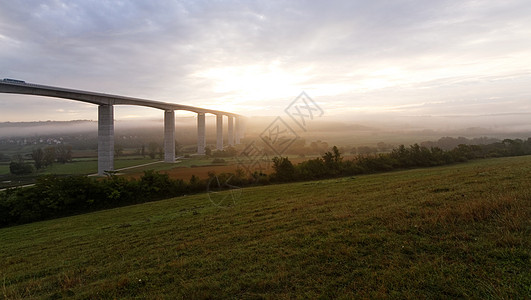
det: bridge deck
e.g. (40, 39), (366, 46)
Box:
(0, 80), (240, 117)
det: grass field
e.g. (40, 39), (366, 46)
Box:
(0, 157), (162, 176)
(1, 156), (530, 298)
(121, 155), (319, 180)
(0, 164), (8, 175)
(0, 155), (244, 189)
(0, 158), (163, 189)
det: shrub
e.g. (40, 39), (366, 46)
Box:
(271, 157), (296, 182)
(9, 161), (34, 175)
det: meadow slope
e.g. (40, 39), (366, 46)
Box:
(1, 156), (530, 299)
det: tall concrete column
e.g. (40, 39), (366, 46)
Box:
(216, 114), (223, 150)
(227, 116), (234, 146)
(237, 117), (245, 144)
(197, 113), (206, 155)
(98, 104), (114, 176)
(235, 117), (241, 144)
(164, 110), (175, 162)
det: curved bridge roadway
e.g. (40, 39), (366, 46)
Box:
(0, 79), (244, 175)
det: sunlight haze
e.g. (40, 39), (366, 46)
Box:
(1, 0), (530, 124)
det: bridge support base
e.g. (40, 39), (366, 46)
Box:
(228, 116), (234, 146)
(164, 110), (175, 162)
(216, 114), (223, 150)
(235, 117), (245, 144)
(98, 105), (114, 176)
(197, 113), (206, 154)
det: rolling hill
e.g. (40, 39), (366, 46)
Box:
(1, 156), (530, 298)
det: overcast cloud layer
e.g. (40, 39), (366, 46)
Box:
(1, 0), (531, 122)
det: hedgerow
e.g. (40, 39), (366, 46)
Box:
(1, 138), (530, 227)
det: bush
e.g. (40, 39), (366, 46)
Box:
(9, 161), (34, 175)
(3, 139), (531, 228)
(139, 170), (184, 199)
(271, 157), (296, 182)
(298, 158), (326, 180)
(0, 170), (203, 227)
(0, 152), (8, 162)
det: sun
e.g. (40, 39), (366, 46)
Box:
(193, 62), (311, 101)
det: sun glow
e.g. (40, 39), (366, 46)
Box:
(193, 62), (312, 100)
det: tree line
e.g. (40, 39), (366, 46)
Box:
(1, 138), (530, 227)
(0, 171), (210, 227)
(270, 138), (531, 182)
(9, 145), (72, 175)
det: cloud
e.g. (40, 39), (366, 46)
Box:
(1, 0), (531, 123)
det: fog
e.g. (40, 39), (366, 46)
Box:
(2, 112), (530, 150)
(0, 120), (97, 137)
(243, 113), (531, 146)
(0, 113), (531, 145)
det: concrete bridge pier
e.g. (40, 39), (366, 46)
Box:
(228, 116), (234, 146)
(197, 113), (206, 155)
(235, 117), (245, 144)
(164, 110), (175, 163)
(216, 114), (223, 150)
(235, 117), (241, 144)
(98, 104), (114, 176)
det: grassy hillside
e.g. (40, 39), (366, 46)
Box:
(1, 156), (530, 299)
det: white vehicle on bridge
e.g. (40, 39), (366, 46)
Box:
(2, 78), (26, 84)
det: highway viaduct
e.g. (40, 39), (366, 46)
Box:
(0, 79), (244, 176)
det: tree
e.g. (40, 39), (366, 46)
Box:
(32, 148), (45, 170)
(148, 142), (159, 159)
(115, 144), (124, 156)
(322, 151), (334, 165)
(503, 139), (525, 156)
(56, 145), (72, 163)
(10, 161), (34, 175)
(205, 146), (212, 156)
(43, 147), (56, 167)
(321, 146), (342, 172)
(332, 146), (342, 163)
(272, 156), (295, 182)
(225, 146), (238, 157)
(141, 144), (146, 158)
(175, 141), (181, 156)
(9, 154), (33, 175)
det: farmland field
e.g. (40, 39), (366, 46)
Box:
(0, 157), (162, 176)
(120, 154), (318, 180)
(0, 163), (8, 175)
(1, 156), (530, 298)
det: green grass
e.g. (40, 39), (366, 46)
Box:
(114, 158), (161, 170)
(111, 156), (243, 175)
(175, 156), (238, 167)
(0, 158), (160, 177)
(0, 164), (8, 175)
(0, 156), (234, 177)
(39, 158), (162, 175)
(1, 156), (530, 298)
(0, 158), (162, 189)
(0, 156), (228, 188)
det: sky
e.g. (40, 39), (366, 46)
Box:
(1, 0), (531, 123)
